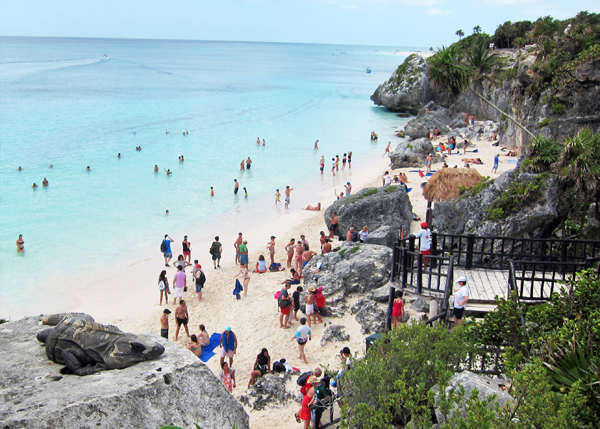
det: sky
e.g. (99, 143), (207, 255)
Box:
(0, 0), (598, 47)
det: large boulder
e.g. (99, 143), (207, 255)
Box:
(302, 243), (392, 313)
(320, 325), (350, 346)
(324, 185), (413, 245)
(351, 299), (386, 334)
(433, 169), (562, 238)
(433, 371), (513, 425)
(239, 372), (298, 411)
(389, 137), (437, 169)
(404, 104), (455, 139)
(0, 316), (249, 429)
(370, 54), (428, 114)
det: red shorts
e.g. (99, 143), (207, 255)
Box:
(183, 251), (190, 255)
(280, 305), (291, 315)
(420, 249), (431, 256)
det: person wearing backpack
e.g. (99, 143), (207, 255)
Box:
(209, 236), (222, 269)
(161, 234), (174, 267)
(278, 282), (293, 328)
(193, 260), (206, 302)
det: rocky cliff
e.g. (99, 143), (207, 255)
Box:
(0, 316), (250, 429)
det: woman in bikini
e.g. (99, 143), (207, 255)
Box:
(285, 238), (295, 268)
(294, 241), (305, 274)
(186, 334), (203, 358)
(235, 264), (250, 297)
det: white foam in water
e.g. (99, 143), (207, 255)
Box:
(0, 36), (419, 320)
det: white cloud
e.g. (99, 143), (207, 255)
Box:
(427, 7), (451, 15)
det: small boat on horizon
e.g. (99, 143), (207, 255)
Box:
(366, 67), (371, 73)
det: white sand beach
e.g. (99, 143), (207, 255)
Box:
(34, 123), (515, 428)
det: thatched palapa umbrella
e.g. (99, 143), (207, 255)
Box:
(423, 168), (483, 202)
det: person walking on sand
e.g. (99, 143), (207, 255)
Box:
(319, 156), (325, 174)
(279, 282), (293, 328)
(292, 317), (312, 364)
(162, 234), (174, 267)
(172, 264), (186, 305)
(492, 154), (500, 173)
(292, 286), (303, 321)
(193, 261), (205, 302)
(235, 263), (250, 297)
(158, 270), (169, 305)
(219, 361), (236, 392)
(210, 236), (222, 269)
(16, 234), (24, 253)
(160, 309), (171, 339)
(284, 186), (293, 209)
(239, 240), (249, 265)
(383, 142), (391, 157)
(285, 238), (296, 268)
(219, 326), (237, 367)
(234, 179), (239, 194)
(174, 299), (190, 341)
(234, 232), (243, 265)
(392, 290), (404, 328)
(275, 189), (281, 205)
(246, 157), (252, 170)
(426, 153), (433, 173)
(182, 235), (192, 264)
(267, 236), (276, 265)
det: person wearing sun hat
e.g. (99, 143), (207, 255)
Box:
(295, 375), (320, 426)
(413, 222), (432, 269)
(219, 326), (237, 367)
(453, 276), (470, 326)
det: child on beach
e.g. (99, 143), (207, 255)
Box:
(275, 189), (281, 204)
(267, 236), (276, 265)
(392, 290), (404, 328)
(292, 318), (312, 364)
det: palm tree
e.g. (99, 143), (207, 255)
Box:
(428, 45), (470, 95)
(473, 25), (482, 34)
(554, 129), (600, 233)
(456, 29), (465, 40)
(467, 41), (500, 81)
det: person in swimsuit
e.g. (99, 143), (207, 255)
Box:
(182, 236), (191, 263)
(319, 156), (325, 174)
(186, 334), (203, 358)
(160, 309), (171, 339)
(234, 232), (243, 265)
(219, 361), (236, 392)
(348, 151), (352, 168)
(235, 264), (250, 297)
(197, 324), (210, 346)
(154, 165), (159, 173)
(342, 153), (347, 169)
(16, 234), (24, 253)
(285, 238), (295, 268)
(240, 160), (245, 171)
(392, 290), (404, 328)
(305, 287), (317, 327)
(175, 299), (190, 341)
(383, 142), (391, 157)
(246, 157), (252, 169)
(331, 158), (336, 176)
(314, 140), (319, 150)
(256, 137), (260, 144)
(292, 318), (312, 365)
(302, 245), (317, 270)
(302, 203), (321, 211)
(294, 241), (304, 274)
(328, 212), (339, 239)
(234, 179), (239, 194)
(284, 186), (293, 209)
(274, 189), (281, 204)
(267, 236), (276, 266)
(335, 155), (340, 171)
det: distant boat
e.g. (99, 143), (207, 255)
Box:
(366, 67), (371, 73)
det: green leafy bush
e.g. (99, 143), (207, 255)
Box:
(551, 103), (566, 114)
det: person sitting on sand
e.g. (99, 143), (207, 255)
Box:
(282, 268), (302, 285)
(255, 255), (267, 273)
(198, 324), (210, 346)
(249, 348), (271, 387)
(186, 334), (202, 358)
(302, 203), (321, 211)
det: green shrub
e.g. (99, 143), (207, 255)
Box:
(503, 66), (518, 81)
(338, 249), (347, 257)
(363, 188), (378, 197)
(551, 103), (566, 114)
(351, 246), (360, 253)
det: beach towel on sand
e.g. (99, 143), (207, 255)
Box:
(199, 333), (221, 363)
(233, 279), (244, 299)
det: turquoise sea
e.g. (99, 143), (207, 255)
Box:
(0, 37), (417, 319)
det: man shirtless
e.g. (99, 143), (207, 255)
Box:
(246, 157), (252, 170)
(198, 324), (210, 346)
(328, 212), (339, 239)
(160, 309), (171, 339)
(284, 186), (293, 209)
(240, 160), (245, 171)
(267, 236), (276, 265)
(321, 242), (332, 255)
(234, 232), (243, 265)
(175, 300), (190, 341)
(302, 245), (317, 270)
(285, 238), (296, 268)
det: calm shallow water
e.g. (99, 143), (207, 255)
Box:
(0, 36), (418, 319)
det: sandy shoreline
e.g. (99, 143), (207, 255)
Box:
(16, 120), (514, 428)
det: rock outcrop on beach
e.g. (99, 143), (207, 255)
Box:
(0, 316), (250, 429)
(370, 54), (428, 114)
(433, 169), (562, 238)
(324, 185), (413, 246)
(389, 137), (437, 169)
(240, 373), (299, 411)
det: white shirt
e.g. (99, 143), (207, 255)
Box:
(383, 174), (392, 185)
(454, 285), (470, 309)
(359, 231), (369, 241)
(295, 325), (311, 340)
(414, 228), (431, 251)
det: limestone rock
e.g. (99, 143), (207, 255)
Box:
(410, 298), (430, 313)
(351, 299), (386, 334)
(240, 372), (298, 411)
(370, 283), (396, 303)
(323, 186), (413, 244)
(433, 371), (513, 425)
(389, 137), (437, 169)
(0, 316), (249, 429)
(408, 313), (428, 325)
(320, 325), (350, 346)
(364, 225), (397, 249)
(370, 54), (428, 114)
(303, 244), (392, 313)
(404, 104), (455, 139)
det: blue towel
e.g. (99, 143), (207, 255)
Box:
(406, 188), (412, 192)
(408, 170), (420, 173)
(233, 279), (244, 298)
(199, 333), (221, 363)
(425, 173), (434, 177)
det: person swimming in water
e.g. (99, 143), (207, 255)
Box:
(165, 169), (172, 175)
(86, 166), (91, 171)
(42, 178), (48, 187)
(32, 183), (38, 188)
(154, 165), (159, 173)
